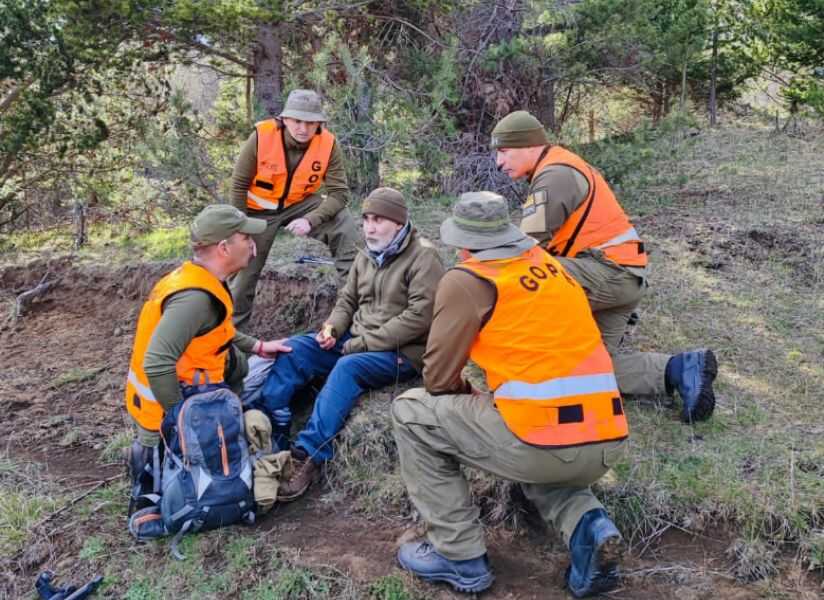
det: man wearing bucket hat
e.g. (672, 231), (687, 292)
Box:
(393, 192), (627, 597)
(252, 187), (445, 501)
(123, 204), (292, 515)
(229, 89), (359, 329)
(490, 110), (717, 423)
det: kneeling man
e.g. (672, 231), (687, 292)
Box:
(124, 205), (290, 515)
(393, 192), (628, 598)
(256, 187), (445, 501)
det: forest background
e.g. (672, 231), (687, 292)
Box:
(1, 0), (823, 242)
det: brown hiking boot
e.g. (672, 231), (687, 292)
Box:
(278, 454), (319, 502)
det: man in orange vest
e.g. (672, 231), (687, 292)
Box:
(124, 204), (291, 515)
(229, 89), (359, 329)
(394, 192), (627, 597)
(491, 110), (717, 423)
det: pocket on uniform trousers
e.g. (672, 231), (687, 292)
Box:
(393, 389), (489, 459)
(550, 446), (581, 464)
(602, 439), (628, 469)
(434, 393), (497, 460)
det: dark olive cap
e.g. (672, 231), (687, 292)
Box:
(490, 110), (549, 149)
(190, 204), (266, 247)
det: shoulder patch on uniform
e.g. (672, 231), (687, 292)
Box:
(522, 190), (547, 217)
(531, 189), (548, 204)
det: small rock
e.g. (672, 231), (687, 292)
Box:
(113, 327), (122, 336)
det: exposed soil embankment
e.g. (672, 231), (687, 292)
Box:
(0, 257), (337, 466)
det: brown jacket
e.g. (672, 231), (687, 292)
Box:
(326, 228), (444, 371)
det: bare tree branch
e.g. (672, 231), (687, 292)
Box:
(146, 21), (254, 70)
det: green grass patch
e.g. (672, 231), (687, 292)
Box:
(0, 458), (62, 557)
(52, 366), (104, 388)
(129, 226), (190, 260)
(0, 226), (74, 253)
(0, 221), (191, 263)
(79, 536), (107, 560)
(101, 430), (133, 464)
(368, 574), (421, 600)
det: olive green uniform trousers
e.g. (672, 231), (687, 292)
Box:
(392, 387), (627, 560)
(558, 251), (670, 396)
(229, 198), (358, 330)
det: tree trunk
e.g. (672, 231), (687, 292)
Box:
(253, 23), (284, 117)
(680, 60), (689, 113)
(588, 109), (596, 143)
(663, 81), (672, 120)
(245, 67), (252, 125)
(73, 200), (86, 249)
(349, 73), (380, 196)
(709, 26), (718, 126)
(540, 77), (557, 133)
(559, 84), (575, 128)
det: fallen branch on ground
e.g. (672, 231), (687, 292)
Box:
(32, 473), (122, 531)
(7, 272), (62, 322)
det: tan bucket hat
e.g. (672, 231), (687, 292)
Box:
(279, 89), (327, 122)
(440, 192), (528, 250)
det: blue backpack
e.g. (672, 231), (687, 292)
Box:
(128, 387), (255, 558)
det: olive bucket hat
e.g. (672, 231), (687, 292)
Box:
(279, 89), (327, 122)
(440, 192), (528, 250)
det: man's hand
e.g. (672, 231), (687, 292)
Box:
(285, 218), (312, 237)
(256, 339), (292, 359)
(315, 323), (336, 350)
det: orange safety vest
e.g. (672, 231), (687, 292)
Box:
(246, 119), (335, 212)
(458, 246), (629, 448)
(124, 261), (236, 431)
(531, 146), (648, 267)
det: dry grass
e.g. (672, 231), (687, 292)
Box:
(330, 115), (824, 578)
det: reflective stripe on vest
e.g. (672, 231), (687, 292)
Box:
(531, 146), (647, 267)
(496, 372), (619, 401)
(246, 119), (335, 212)
(127, 368), (157, 401)
(246, 190), (280, 210)
(594, 226), (641, 250)
(459, 246), (629, 448)
(124, 261), (235, 431)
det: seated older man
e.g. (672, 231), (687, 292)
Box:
(254, 187), (445, 501)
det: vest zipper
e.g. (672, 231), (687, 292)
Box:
(217, 423), (229, 476)
(277, 126), (315, 211)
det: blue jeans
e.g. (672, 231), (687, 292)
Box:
(258, 333), (417, 462)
